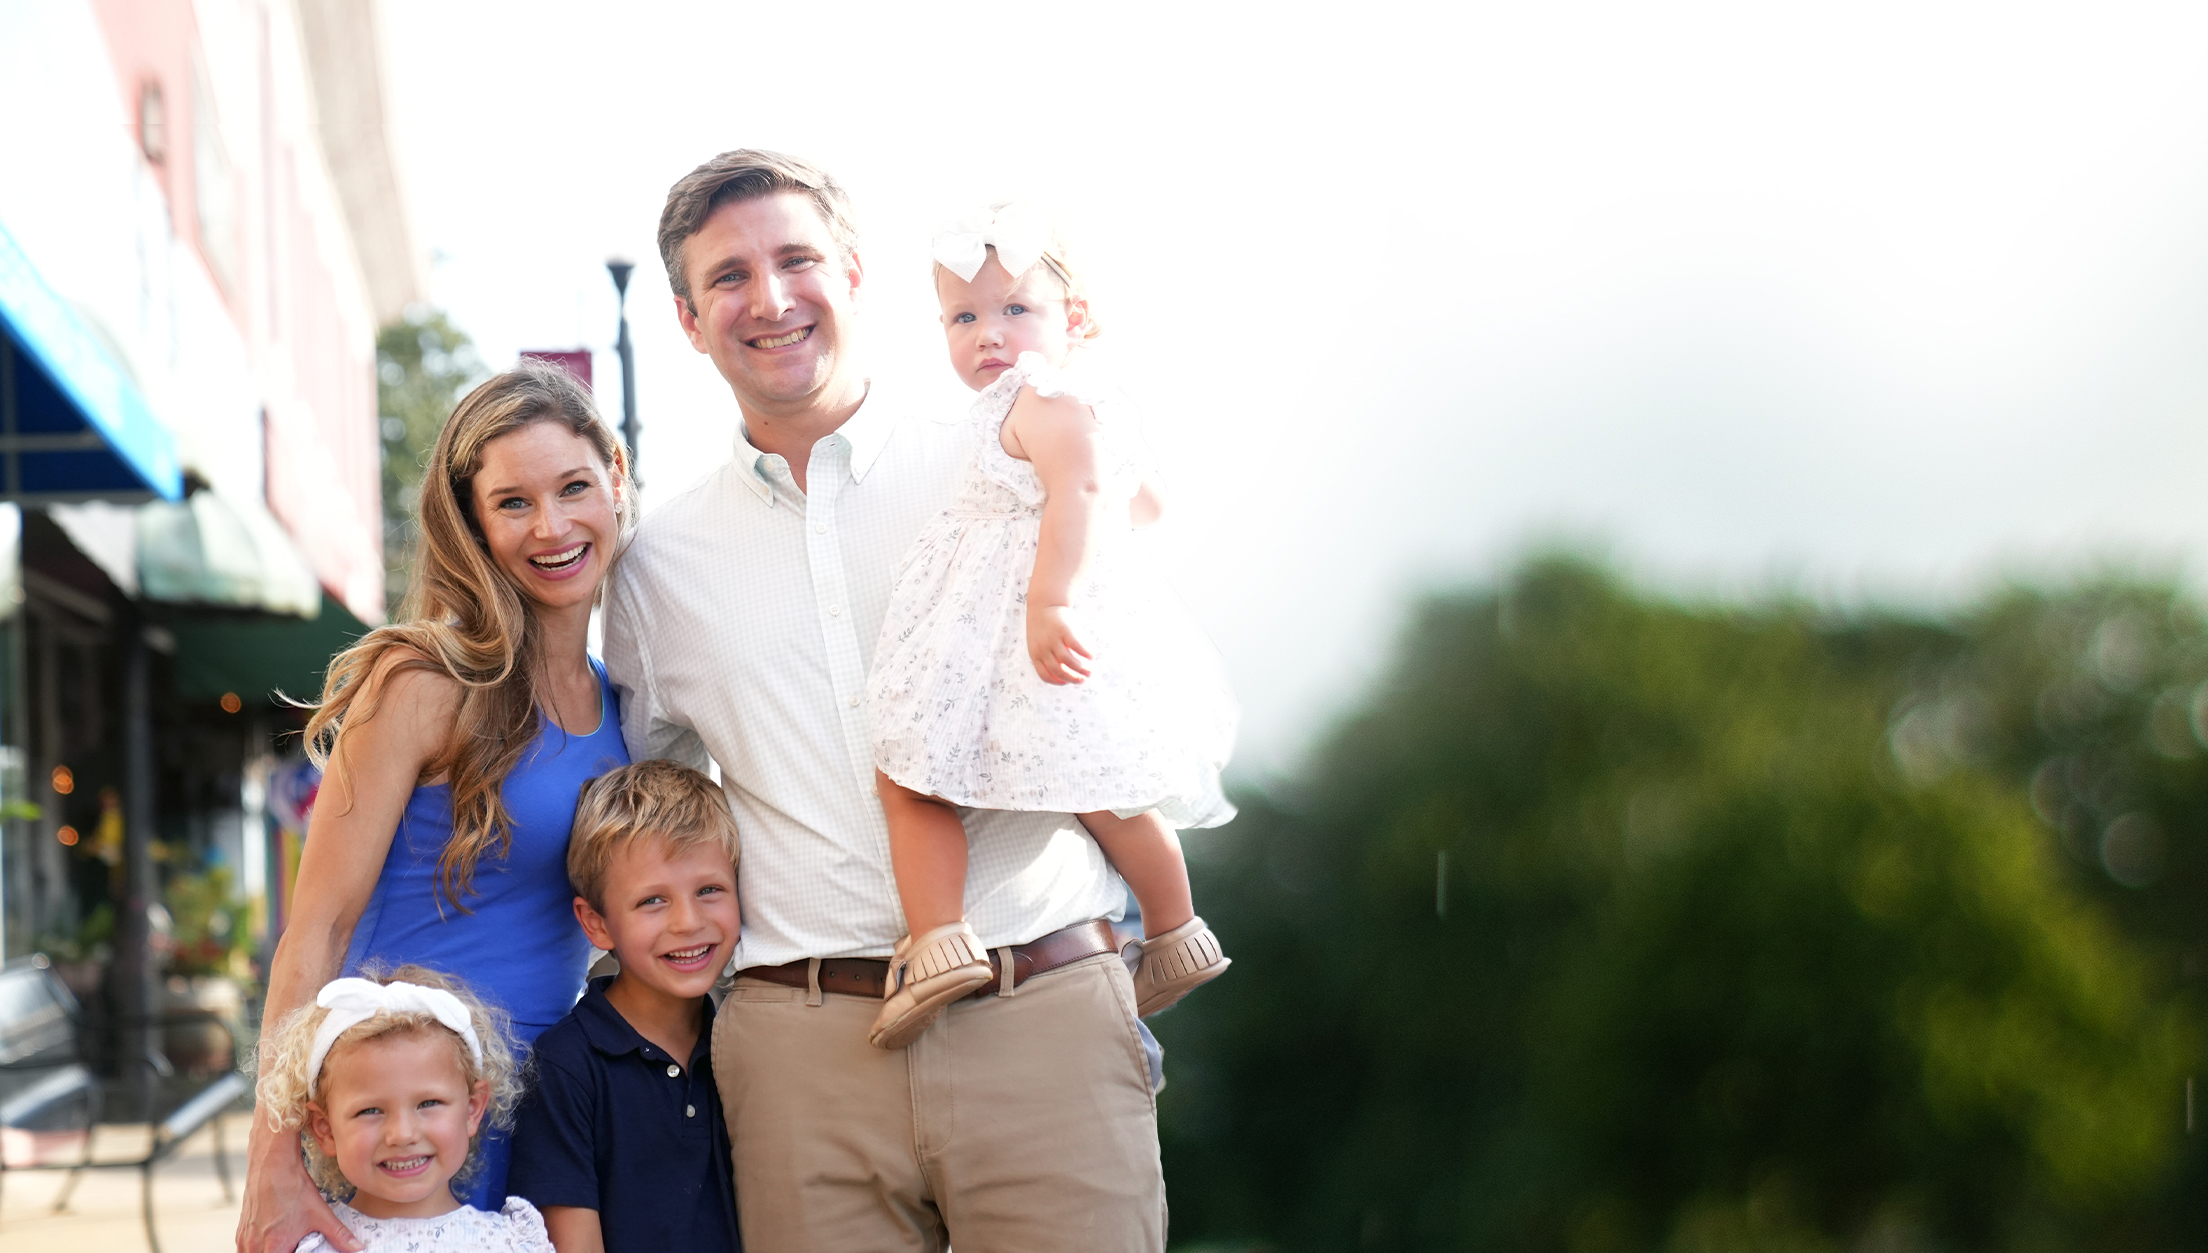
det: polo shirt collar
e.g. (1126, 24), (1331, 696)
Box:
(570, 975), (716, 1067)
(732, 379), (901, 503)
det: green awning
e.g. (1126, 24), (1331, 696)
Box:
(167, 593), (371, 706)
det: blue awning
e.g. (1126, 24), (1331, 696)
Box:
(0, 220), (182, 503)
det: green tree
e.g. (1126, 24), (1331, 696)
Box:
(1158, 556), (2198, 1251)
(376, 308), (482, 611)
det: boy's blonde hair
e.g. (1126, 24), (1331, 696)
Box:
(568, 759), (741, 911)
(252, 965), (520, 1198)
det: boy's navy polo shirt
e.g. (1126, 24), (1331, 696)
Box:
(508, 977), (739, 1253)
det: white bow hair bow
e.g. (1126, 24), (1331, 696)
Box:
(931, 203), (1055, 284)
(306, 978), (483, 1084)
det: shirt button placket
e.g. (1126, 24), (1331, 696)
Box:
(807, 436), (874, 784)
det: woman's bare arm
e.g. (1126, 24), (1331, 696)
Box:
(237, 664), (459, 1253)
(1004, 386), (1110, 685)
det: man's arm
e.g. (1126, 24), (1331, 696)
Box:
(603, 576), (711, 769)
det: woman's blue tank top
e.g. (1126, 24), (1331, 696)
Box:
(341, 660), (627, 1207)
(343, 659), (628, 1030)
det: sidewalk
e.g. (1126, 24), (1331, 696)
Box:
(0, 1114), (247, 1253)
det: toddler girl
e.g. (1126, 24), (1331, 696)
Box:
(255, 966), (550, 1251)
(866, 202), (1237, 1048)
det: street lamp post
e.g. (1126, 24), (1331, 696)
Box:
(606, 258), (638, 481)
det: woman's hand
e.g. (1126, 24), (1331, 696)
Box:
(236, 1122), (360, 1253)
(1028, 602), (1094, 685)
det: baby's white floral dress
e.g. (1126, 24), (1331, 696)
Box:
(868, 352), (1237, 827)
(297, 1197), (553, 1253)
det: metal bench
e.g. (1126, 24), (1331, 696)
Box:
(0, 954), (252, 1253)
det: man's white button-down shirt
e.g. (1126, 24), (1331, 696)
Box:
(603, 378), (1126, 969)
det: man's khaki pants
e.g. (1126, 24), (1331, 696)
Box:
(713, 949), (1166, 1252)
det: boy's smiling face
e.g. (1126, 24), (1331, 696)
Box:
(575, 835), (741, 1007)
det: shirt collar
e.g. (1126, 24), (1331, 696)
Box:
(571, 975), (717, 1067)
(838, 379), (898, 483)
(731, 424), (777, 505)
(731, 379), (902, 504)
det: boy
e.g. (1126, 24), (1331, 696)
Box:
(509, 759), (742, 1253)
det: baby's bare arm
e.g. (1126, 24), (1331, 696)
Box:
(1131, 470), (1166, 529)
(1006, 387), (1109, 683)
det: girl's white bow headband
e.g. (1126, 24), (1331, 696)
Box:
(931, 203), (1055, 284)
(306, 978), (482, 1085)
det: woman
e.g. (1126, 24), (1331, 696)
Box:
(239, 362), (632, 1253)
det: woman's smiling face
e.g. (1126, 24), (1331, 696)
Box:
(469, 419), (622, 616)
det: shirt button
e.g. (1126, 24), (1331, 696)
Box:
(848, 695), (860, 708)
(665, 1063), (681, 1078)
(828, 605), (842, 616)
(686, 1105), (696, 1118)
(814, 523), (827, 534)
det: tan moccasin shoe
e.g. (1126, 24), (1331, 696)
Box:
(868, 922), (993, 1049)
(1131, 917), (1230, 1017)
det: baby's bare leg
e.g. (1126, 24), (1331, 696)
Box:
(878, 771), (971, 935)
(1077, 810), (1194, 936)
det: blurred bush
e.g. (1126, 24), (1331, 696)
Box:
(377, 307), (482, 609)
(163, 865), (250, 981)
(1159, 554), (2204, 1251)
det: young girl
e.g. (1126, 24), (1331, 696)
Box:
(865, 202), (1238, 1048)
(255, 966), (551, 1252)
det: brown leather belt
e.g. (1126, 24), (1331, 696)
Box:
(741, 919), (1119, 1000)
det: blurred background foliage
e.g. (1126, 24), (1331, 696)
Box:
(375, 307), (482, 610)
(1159, 553), (2207, 1251)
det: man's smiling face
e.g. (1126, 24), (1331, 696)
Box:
(675, 191), (863, 420)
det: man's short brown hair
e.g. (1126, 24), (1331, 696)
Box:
(568, 759), (741, 910)
(657, 149), (859, 307)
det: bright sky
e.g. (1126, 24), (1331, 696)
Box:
(380, 0), (2208, 772)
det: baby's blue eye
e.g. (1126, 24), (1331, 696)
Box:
(953, 312), (975, 324)
(1005, 304), (1028, 316)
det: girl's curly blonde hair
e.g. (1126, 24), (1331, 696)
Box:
(252, 965), (522, 1198)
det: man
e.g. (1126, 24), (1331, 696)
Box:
(604, 150), (1166, 1251)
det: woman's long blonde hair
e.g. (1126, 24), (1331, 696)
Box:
(304, 361), (631, 909)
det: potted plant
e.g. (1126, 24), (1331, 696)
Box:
(158, 867), (252, 1075)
